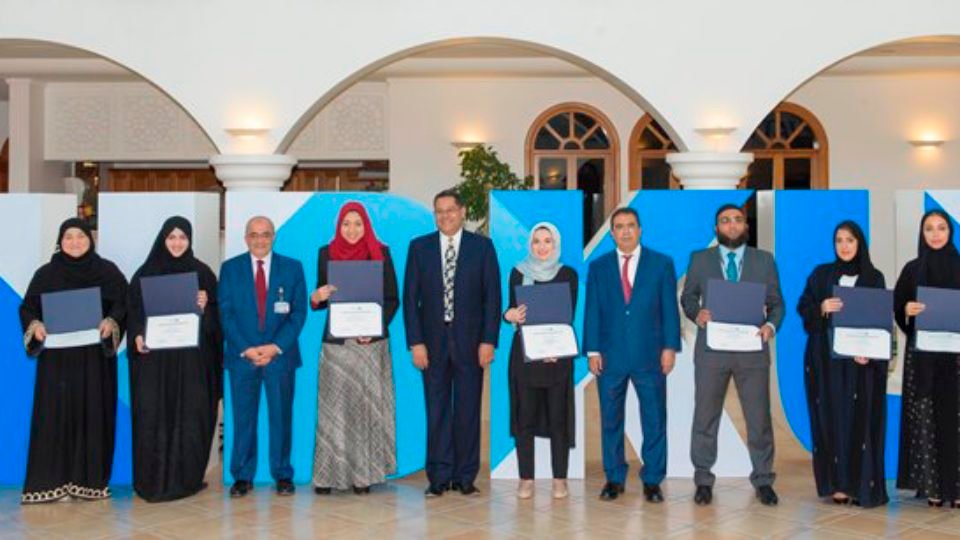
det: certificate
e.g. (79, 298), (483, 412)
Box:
(146, 313), (200, 350)
(521, 324), (579, 361)
(141, 272), (201, 350)
(916, 286), (960, 354)
(830, 286), (893, 360)
(833, 328), (892, 359)
(329, 302), (383, 338)
(42, 287), (102, 349)
(515, 283), (578, 362)
(706, 321), (762, 352)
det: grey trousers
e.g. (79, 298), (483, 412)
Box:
(690, 355), (776, 488)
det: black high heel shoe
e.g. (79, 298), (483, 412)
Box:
(353, 485), (370, 495)
(928, 498), (944, 507)
(831, 494), (850, 505)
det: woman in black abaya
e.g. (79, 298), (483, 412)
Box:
(127, 216), (221, 502)
(798, 221), (888, 507)
(19, 218), (128, 503)
(895, 209), (960, 507)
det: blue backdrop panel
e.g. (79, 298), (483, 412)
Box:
(488, 190), (585, 472)
(773, 191), (870, 453)
(223, 192), (435, 484)
(0, 278), (34, 486)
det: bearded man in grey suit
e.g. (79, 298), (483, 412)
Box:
(680, 203), (784, 507)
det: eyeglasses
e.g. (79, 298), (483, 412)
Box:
(718, 216), (746, 225)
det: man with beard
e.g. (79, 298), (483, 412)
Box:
(680, 204), (784, 507)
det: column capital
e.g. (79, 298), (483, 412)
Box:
(209, 154), (297, 191)
(665, 152), (753, 190)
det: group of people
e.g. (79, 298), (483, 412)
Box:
(15, 189), (960, 513)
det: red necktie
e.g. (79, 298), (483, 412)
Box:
(255, 259), (267, 330)
(621, 254), (633, 304)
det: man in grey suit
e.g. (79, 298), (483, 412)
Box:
(680, 203), (784, 507)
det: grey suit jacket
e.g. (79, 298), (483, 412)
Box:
(680, 246), (784, 363)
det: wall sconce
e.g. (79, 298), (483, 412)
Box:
(908, 138), (945, 148)
(694, 127), (737, 138)
(451, 141), (484, 151)
(225, 127), (271, 138)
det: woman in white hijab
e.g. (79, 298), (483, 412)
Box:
(503, 222), (579, 500)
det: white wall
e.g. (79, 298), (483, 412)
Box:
(388, 77), (644, 207)
(0, 0), (955, 153)
(789, 73), (960, 284)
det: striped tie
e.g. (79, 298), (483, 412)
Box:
(443, 237), (456, 322)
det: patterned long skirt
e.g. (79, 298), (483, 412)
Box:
(312, 339), (397, 490)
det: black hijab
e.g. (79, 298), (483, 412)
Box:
(833, 220), (874, 278)
(135, 216), (203, 277)
(916, 209), (960, 288)
(19, 217), (128, 331)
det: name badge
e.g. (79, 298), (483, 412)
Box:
(274, 286), (290, 314)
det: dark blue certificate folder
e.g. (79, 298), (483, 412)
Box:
(515, 283), (573, 325)
(327, 261), (383, 304)
(706, 279), (766, 326)
(831, 286), (893, 331)
(41, 286), (102, 333)
(141, 272), (200, 316)
(917, 286), (960, 332)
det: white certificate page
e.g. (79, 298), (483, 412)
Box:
(329, 302), (383, 338)
(832, 327), (891, 360)
(521, 324), (579, 361)
(146, 313), (200, 350)
(706, 321), (762, 352)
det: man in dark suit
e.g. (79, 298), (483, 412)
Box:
(403, 189), (501, 497)
(584, 207), (680, 502)
(681, 203), (784, 507)
(219, 216), (307, 497)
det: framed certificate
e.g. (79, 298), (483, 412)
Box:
(327, 261), (384, 338)
(41, 287), (103, 349)
(916, 286), (960, 354)
(705, 279), (766, 353)
(141, 272), (201, 350)
(830, 286), (893, 360)
(515, 283), (579, 362)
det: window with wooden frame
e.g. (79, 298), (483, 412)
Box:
(740, 102), (829, 190)
(525, 103), (620, 242)
(628, 114), (680, 190)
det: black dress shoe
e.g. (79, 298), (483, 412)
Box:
(456, 482), (480, 496)
(314, 486), (332, 495)
(425, 483), (446, 497)
(756, 485), (779, 506)
(643, 484), (664, 503)
(694, 485), (713, 506)
(276, 479), (295, 496)
(353, 485), (371, 495)
(229, 480), (252, 498)
(599, 482), (625, 501)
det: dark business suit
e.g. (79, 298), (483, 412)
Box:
(219, 252), (307, 482)
(583, 247), (680, 485)
(681, 246), (783, 488)
(403, 230), (501, 487)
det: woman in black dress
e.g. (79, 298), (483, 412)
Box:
(797, 221), (888, 507)
(895, 209), (960, 507)
(19, 218), (128, 503)
(503, 222), (577, 500)
(127, 216), (221, 502)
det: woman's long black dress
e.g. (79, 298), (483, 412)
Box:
(895, 259), (960, 501)
(127, 254), (221, 502)
(797, 263), (888, 507)
(19, 247), (128, 504)
(506, 265), (578, 479)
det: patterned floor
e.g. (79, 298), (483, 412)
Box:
(3, 456), (960, 539)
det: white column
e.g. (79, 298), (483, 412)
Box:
(208, 153), (298, 191)
(6, 78), (68, 193)
(666, 151), (754, 190)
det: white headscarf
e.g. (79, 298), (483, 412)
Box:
(515, 221), (562, 285)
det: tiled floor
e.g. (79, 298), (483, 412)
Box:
(4, 457), (960, 539)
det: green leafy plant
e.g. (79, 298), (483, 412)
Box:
(454, 144), (533, 235)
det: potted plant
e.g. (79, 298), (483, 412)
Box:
(455, 144), (532, 235)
